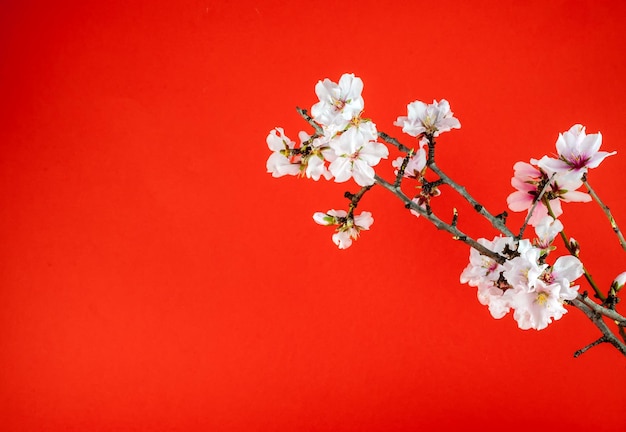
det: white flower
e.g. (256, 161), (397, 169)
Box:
(534, 216), (563, 249)
(311, 73), (364, 128)
(511, 280), (569, 330)
(536, 124), (615, 176)
(460, 236), (519, 319)
(394, 99), (460, 138)
(503, 240), (547, 291)
(298, 131), (333, 181)
(460, 237), (513, 287)
(266, 127), (301, 177)
(313, 210), (373, 249)
(328, 124), (389, 186)
(391, 148), (427, 179)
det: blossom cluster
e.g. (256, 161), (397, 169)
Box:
(459, 124), (617, 329)
(266, 73), (624, 337)
(460, 216), (584, 330)
(506, 124), (615, 226)
(266, 73), (461, 247)
(266, 73), (388, 187)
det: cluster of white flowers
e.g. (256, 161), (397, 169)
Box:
(267, 73), (626, 336)
(266, 73), (388, 187)
(266, 73), (460, 248)
(460, 216), (584, 330)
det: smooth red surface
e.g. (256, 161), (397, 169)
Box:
(1, 1), (626, 430)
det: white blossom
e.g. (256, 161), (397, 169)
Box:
(391, 148), (427, 179)
(311, 73), (364, 129)
(536, 124), (615, 176)
(313, 210), (373, 249)
(394, 99), (460, 138)
(511, 280), (569, 330)
(266, 127), (301, 177)
(328, 124), (388, 186)
(534, 216), (563, 249)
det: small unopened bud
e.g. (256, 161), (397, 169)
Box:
(569, 237), (580, 257)
(611, 271), (626, 292)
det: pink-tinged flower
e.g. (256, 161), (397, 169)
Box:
(506, 161), (591, 226)
(311, 73), (364, 128)
(313, 209), (373, 249)
(511, 280), (569, 330)
(328, 125), (389, 186)
(533, 216), (563, 249)
(536, 124), (615, 175)
(391, 148), (427, 179)
(266, 127), (301, 177)
(461, 237), (513, 287)
(394, 99), (460, 138)
(460, 236), (519, 319)
(541, 255), (583, 297)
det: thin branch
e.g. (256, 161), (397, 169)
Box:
(428, 162), (514, 237)
(516, 173), (555, 240)
(393, 148), (415, 189)
(345, 185), (374, 219)
(569, 297), (626, 357)
(296, 107), (324, 135)
(545, 200), (605, 301)
(378, 131), (514, 237)
(378, 131), (412, 153)
(579, 294), (626, 324)
(574, 336), (608, 358)
(374, 174), (506, 264)
(584, 178), (626, 252)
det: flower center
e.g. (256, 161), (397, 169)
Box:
(536, 292), (549, 306)
(333, 98), (347, 111)
(568, 154), (591, 170)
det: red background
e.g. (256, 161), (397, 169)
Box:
(1, 1), (625, 430)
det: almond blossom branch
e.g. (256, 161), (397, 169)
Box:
(583, 178), (626, 252)
(374, 174), (506, 263)
(428, 159), (514, 237)
(378, 132), (514, 237)
(269, 74), (626, 357)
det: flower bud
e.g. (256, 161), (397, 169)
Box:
(568, 237), (580, 257)
(611, 271), (626, 292)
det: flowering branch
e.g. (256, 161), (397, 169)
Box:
(378, 132), (514, 237)
(374, 174), (505, 263)
(266, 73), (625, 358)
